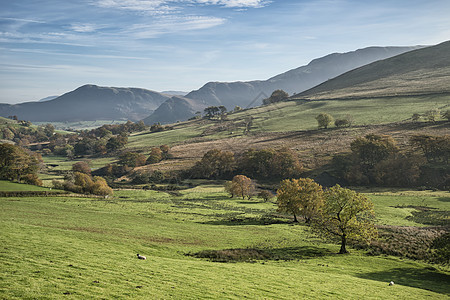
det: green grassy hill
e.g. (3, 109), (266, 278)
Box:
(1, 187), (448, 299)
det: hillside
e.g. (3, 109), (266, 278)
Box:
(295, 41), (450, 99)
(0, 85), (171, 122)
(146, 46), (421, 123)
(143, 96), (206, 125)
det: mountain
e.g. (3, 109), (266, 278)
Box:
(143, 96), (206, 125)
(161, 91), (188, 97)
(295, 41), (450, 99)
(38, 96), (59, 102)
(148, 46), (422, 123)
(0, 85), (171, 122)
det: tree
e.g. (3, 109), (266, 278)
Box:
(106, 135), (128, 152)
(240, 148), (302, 180)
(315, 113), (334, 129)
(277, 178), (324, 223)
(72, 161), (91, 174)
(258, 190), (274, 202)
(412, 113), (421, 122)
(218, 105), (227, 115)
(443, 110), (450, 122)
(150, 123), (164, 132)
(226, 175), (254, 199)
(204, 106), (220, 118)
(43, 123), (55, 137)
(350, 134), (398, 169)
(0, 143), (41, 182)
(119, 152), (146, 168)
(59, 172), (113, 196)
(146, 147), (163, 164)
(160, 144), (171, 159)
(263, 89), (289, 105)
(314, 185), (377, 254)
(410, 135), (449, 164)
(191, 149), (235, 179)
(334, 115), (353, 128)
(425, 109), (440, 123)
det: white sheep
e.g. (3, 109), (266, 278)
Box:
(389, 281), (395, 286)
(137, 254), (146, 260)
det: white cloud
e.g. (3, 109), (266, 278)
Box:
(93, 0), (178, 14)
(70, 23), (101, 33)
(129, 15), (225, 38)
(195, 0), (270, 8)
(92, 0), (270, 13)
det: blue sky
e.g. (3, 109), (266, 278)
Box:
(1, 0), (449, 103)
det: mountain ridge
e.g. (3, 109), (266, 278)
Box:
(294, 41), (450, 100)
(0, 84), (171, 122)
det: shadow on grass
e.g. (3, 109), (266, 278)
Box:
(438, 197), (450, 203)
(201, 215), (291, 226)
(357, 267), (450, 295)
(187, 246), (333, 263)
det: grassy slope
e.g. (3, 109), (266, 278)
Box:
(1, 187), (448, 299)
(0, 180), (53, 192)
(296, 40), (450, 100)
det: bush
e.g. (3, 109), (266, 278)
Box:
(258, 190), (273, 202)
(21, 173), (43, 186)
(72, 161), (91, 174)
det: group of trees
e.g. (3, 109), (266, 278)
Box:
(222, 174), (377, 254)
(53, 171), (113, 196)
(204, 106), (227, 119)
(93, 145), (172, 180)
(276, 178), (377, 254)
(413, 109), (450, 123)
(0, 143), (43, 185)
(263, 90), (289, 105)
(190, 147), (302, 180)
(315, 113), (353, 129)
(0, 123), (55, 146)
(332, 134), (449, 189)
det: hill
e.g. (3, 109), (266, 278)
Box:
(0, 85), (171, 122)
(146, 46), (421, 123)
(295, 40), (450, 99)
(143, 96), (206, 125)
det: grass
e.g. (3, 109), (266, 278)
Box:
(0, 180), (53, 192)
(1, 186), (448, 299)
(234, 94), (450, 133)
(33, 120), (127, 131)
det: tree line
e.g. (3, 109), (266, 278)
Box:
(332, 133), (449, 189)
(189, 147), (302, 180)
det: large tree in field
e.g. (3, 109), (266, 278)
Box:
(276, 178), (324, 223)
(314, 185), (377, 254)
(0, 143), (41, 182)
(226, 175), (254, 199)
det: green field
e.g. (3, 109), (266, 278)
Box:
(1, 185), (448, 299)
(239, 95), (450, 133)
(0, 180), (54, 192)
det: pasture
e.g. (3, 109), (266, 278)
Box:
(1, 185), (448, 299)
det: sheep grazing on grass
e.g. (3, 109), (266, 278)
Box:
(137, 254), (146, 260)
(389, 281), (395, 286)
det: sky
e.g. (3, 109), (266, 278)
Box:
(1, 0), (449, 104)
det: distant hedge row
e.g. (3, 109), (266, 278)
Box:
(0, 190), (68, 197)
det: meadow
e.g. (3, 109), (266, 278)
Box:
(1, 183), (448, 299)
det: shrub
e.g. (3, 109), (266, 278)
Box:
(72, 161), (91, 174)
(21, 173), (43, 186)
(258, 190), (274, 202)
